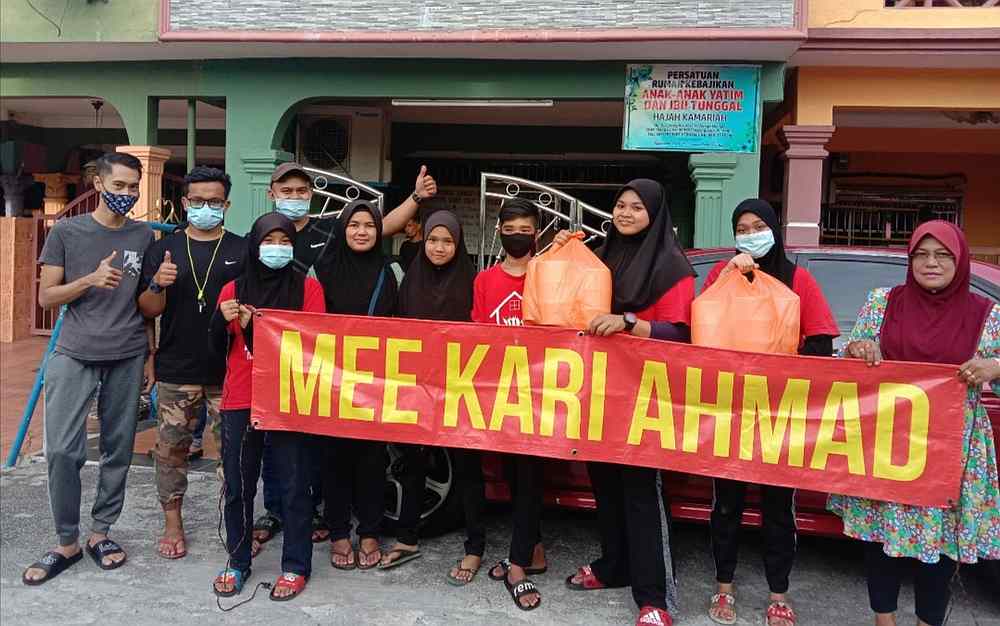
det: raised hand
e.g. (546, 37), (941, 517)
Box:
(726, 252), (758, 275)
(414, 165), (438, 200)
(90, 251), (123, 290)
(154, 250), (178, 288)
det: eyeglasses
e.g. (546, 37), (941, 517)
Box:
(910, 250), (956, 264)
(186, 199), (226, 210)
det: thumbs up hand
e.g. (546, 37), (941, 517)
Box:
(154, 250), (178, 288)
(90, 250), (123, 290)
(414, 165), (437, 200)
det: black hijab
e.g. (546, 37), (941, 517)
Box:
(398, 210), (475, 322)
(315, 200), (397, 316)
(732, 198), (796, 288)
(235, 212), (305, 350)
(596, 179), (695, 314)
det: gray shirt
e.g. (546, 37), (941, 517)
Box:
(39, 214), (154, 361)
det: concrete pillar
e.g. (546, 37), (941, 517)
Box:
(0, 217), (36, 343)
(115, 146), (172, 222)
(32, 173), (80, 216)
(238, 150), (294, 234)
(780, 125), (836, 246)
(688, 154), (738, 249)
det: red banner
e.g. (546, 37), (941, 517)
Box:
(251, 309), (968, 507)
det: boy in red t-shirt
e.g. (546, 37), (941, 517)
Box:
(473, 199), (547, 610)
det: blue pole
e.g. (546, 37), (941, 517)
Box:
(4, 306), (66, 468)
(4, 222), (174, 469)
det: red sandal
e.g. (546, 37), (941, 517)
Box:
(565, 565), (607, 591)
(636, 606), (673, 626)
(766, 601), (797, 625)
(269, 572), (308, 602)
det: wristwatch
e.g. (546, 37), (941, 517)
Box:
(148, 280), (164, 294)
(623, 312), (638, 332)
(411, 191), (423, 205)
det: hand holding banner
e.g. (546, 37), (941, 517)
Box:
(251, 310), (967, 508)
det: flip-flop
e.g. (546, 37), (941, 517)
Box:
(86, 539), (127, 571)
(330, 545), (357, 571)
(270, 573), (307, 602)
(504, 576), (542, 611)
(252, 513), (282, 544)
(22, 550), (83, 586)
(357, 545), (382, 570)
(446, 558), (480, 586)
(488, 558), (549, 581)
(157, 535), (187, 560)
(377, 547), (422, 570)
(213, 567), (251, 598)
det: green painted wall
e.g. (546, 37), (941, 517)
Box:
(0, 0), (157, 43)
(1, 58), (784, 238)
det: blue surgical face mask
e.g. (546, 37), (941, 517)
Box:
(734, 229), (776, 259)
(186, 204), (225, 230)
(102, 191), (139, 216)
(259, 243), (294, 270)
(274, 198), (310, 220)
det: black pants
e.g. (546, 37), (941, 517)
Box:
(321, 437), (384, 541)
(864, 542), (956, 626)
(506, 454), (544, 568)
(397, 446), (486, 556)
(710, 479), (796, 594)
(220, 409), (313, 577)
(587, 461), (678, 614)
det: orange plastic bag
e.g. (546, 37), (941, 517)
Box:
(691, 269), (801, 354)
(523, 234), (612, 331)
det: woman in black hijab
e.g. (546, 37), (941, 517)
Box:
(379, 211), (487, 588)
(701, 199), (838, 626)
(313, 201), (397, 571)
(560, 180), (694, 626)
(210, 212), (326, 602)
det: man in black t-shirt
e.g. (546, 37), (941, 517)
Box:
(138, 166), (244, 560)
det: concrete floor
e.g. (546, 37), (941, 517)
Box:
(2, 460), (998, 626)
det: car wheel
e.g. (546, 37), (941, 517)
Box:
(383, 445), (462, 537)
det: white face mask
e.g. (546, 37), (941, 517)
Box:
(735, 229), (776, 259)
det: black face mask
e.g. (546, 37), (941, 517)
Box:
(500, 233), (535, 259)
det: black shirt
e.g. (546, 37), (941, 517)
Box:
(140, 228), (246, 385)
(398, 239), (421, 272)
(292, 217), (337, 275)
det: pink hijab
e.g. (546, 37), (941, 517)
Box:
(881, 221), (992, 365)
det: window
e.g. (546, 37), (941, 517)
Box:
(802, 258), (908, 340)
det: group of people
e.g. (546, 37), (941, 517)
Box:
(20, 151), (1000, 626)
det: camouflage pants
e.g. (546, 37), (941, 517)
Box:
(154, 382), (222, 509)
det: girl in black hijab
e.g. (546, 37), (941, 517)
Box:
(379, 211), (487, 589)
(701, 199), (838, 626)
(313, 201), (397, 571)
(561, 180), (693, 626)
(210, 212), (326, 602)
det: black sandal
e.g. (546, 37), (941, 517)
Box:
(86, 539), (127, 571)
(22, 550), (83, 586)
(311, 514), (330, 543)
(504, 576), (542, 611)
(253, 513), (282, 544)
(489, 558), (549, 581)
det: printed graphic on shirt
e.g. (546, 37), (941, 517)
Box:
(490, 290), (524, 326)
(122, 250), (142, 277)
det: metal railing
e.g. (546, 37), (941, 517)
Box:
(303, 166), (384, 220)
(477, 172), (612, 270)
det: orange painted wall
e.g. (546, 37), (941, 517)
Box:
(828, 128), (1000, 248)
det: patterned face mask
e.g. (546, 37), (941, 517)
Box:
(102, 191), (140, 216)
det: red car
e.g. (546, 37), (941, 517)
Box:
(384, 246), (1000, 570)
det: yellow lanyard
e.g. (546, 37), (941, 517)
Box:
(186, 233), (224, 313)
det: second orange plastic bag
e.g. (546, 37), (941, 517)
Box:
(691, 269), (801, 355)
(523, 234), (612, 331)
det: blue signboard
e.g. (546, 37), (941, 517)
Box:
(623, 64), (762, 154)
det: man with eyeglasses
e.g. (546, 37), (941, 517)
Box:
(138, 166), (245, 560)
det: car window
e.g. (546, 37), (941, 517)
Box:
(689, 253), (730, 293)
(801, 258), (908, 339)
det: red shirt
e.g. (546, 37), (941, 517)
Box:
(702, 261), (839, 340)
(636, 275), (696, 324)
(471, 264), (527, 326)
(217, 278), (326, 410)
